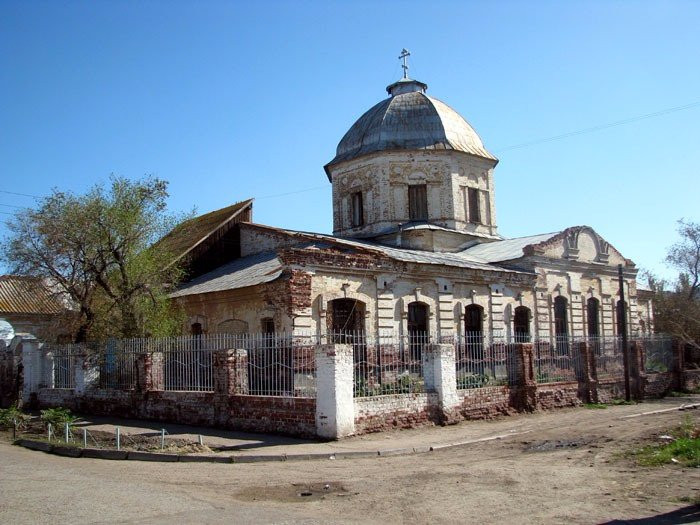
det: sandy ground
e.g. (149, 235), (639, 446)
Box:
(1, 398), (698, 524)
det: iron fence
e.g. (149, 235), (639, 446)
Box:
(533, 336), (583, 384)
(587, 336), (624, 381)
(455, 331), (517, 389)
(99, 340), (139, 390)
(643, 335), (674, 373)
(338, 331), (426, 398)
(48, 344), (79, 389)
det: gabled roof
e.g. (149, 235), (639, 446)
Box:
(0, 275), (66, 315)
(156, 199), (253, 267)
(170, 251), (283, 298)
(460, 232), (561, 263)
(241, 223), (524, 274)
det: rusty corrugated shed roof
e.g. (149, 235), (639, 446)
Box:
(156, 199), (253, 265)
(0, 275), (66, 315)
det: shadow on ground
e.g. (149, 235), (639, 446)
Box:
(603, 504), (700, 524)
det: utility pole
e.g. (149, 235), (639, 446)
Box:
(618, 264), (631, 401)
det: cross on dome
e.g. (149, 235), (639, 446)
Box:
(399, 48), (411, 79)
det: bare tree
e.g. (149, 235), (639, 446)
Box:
(647, 219), (700, 351)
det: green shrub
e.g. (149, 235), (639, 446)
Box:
(40, 407), (78, 428)
(0, 404), (31, 429)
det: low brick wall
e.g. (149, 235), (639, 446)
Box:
(597, 379), (627, 403)
(457, 385), (513, 419)
(354, 393), (438, 434)
(682, 369), (700, 391)
(536, 381), (583, 409)
(644, 372), (675, 398)
(37, 389), (316, 437)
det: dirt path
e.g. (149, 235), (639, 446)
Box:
(1, 400), (698, 524)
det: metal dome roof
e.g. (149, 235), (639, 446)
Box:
(325, 78), (497, 178)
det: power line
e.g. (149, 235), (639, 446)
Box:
(0, 189), (40, 198)
(0, 203), (26, 209)
(494, 100), (700, 153)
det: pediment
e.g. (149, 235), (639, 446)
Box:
(528, 226), (632, 267)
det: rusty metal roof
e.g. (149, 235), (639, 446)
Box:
(170, 251), (283, 298)
(325, 79), (496, 178)
(0, 275), (66, 315)
(156, 198), (253, 265)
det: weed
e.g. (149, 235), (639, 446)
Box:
(40, 407), (78, 428)
(584, 403), (607, 410)
(634, 438), (700, 467)
(0, 404), (31, 430)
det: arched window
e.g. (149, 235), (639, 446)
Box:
(407, 302), (429, 369)
(328, 299), (367, 379)
(553, 296), (569, 354)
(587, 298), (600, 338)
(514, 306), (531, 342)
(328, 298), (365, 339)
(463, 304), (485, 373)
(191, 322), (203, 336)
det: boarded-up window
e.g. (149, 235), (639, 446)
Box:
(468, 187), (481, 223)
(408, 184), (428, 221)
(351, 191), (364, 227)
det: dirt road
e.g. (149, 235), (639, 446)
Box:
(1, 398), (698, 524)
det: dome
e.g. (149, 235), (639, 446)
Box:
(325, 78), (497, 178)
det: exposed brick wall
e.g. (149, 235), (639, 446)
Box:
(36, 389), (317, 438)
(354, 393), (438, 434)
(682, 370), (700, 391)
(457, 385), (514, 419)
(536, 382), (584, 409)
(597, 379), (627, 403)
(644, 372), (675, 398)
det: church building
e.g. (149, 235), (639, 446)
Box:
(163, 63), (654, 344)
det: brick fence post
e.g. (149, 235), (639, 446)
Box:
(513, 343), (537, 411)
(315, 343), (354, 439)
(422, 343), (459, 425)
(629, 340), (645, 400)
(578, 342), (599, 403)
(136, 352), (164, 392)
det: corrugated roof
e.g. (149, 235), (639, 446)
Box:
(244, 224), (525, 274)
(461, 232), (561, 263)
(170, 251), (283, 298)
(0, 275), (66, 315)
(156, 199), (253, 264)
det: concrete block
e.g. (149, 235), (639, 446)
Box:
(82, 448), (128, 460)
(52, 445), (83, 458)
(178, 455), (233, 463)
(127, 451), (179, 462)
(17, 439), (53, 452)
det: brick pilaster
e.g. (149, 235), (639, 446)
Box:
(512, 343), (537, 411)
(578, 342), (599, 403)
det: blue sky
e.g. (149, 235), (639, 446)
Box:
(1, 1), (699, 279)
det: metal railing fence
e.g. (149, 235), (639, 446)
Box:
(38, 332), (674, 397)
(455, 331), (517, 389)
(338, 331), (426, 398)
(532, 336), (584, 384)
(588, 336), (624, 380)
(643, 335), (674, 373)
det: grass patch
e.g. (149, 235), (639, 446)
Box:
(634, 438), (700, 467)
(631, 415), (700, 467)
(584, 403), (607, 410)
